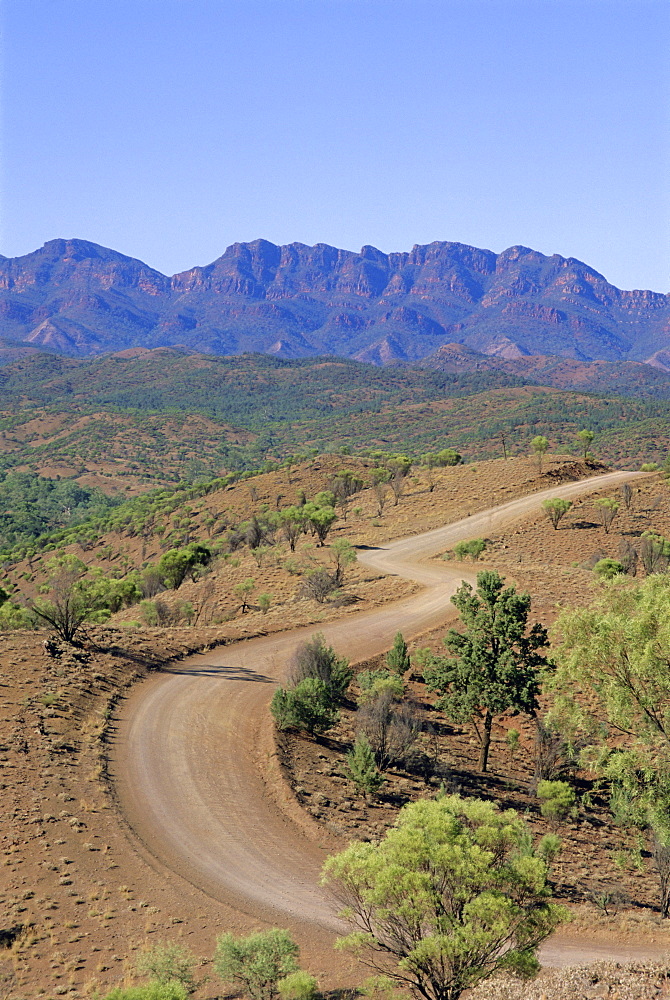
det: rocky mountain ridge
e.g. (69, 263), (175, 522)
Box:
(0, 237), (668, 365)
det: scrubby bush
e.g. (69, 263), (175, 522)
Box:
(593, 558), (625, 580)
(271, 678), (339, 737)
(357, 669), (404, 706)
(277, 972), (318, 1000)
(536, 780), (578, 824)
(214, 928), (299, 1000)
(103, 983), (188, 1000)
(140, 598), (194, 627)
(453, 538), (486, 561)
(358, 689), (422, 769)
(287, 634), (352, 703)
(135, 941), (199, 994)
(299, 569), (337, 603)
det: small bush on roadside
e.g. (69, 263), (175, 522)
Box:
(453, 538), (486, 561)
(103, 983), (188, 1000)
(135, 941), (199, 994)
(277, 971), (319, 1000)
(214, 928), (299, 1000)
(271, 678), (339, 737)
(287, 634), (352, 703)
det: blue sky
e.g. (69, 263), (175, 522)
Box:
(1, 0), (668, 290)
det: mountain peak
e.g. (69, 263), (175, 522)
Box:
(0, 237), (667, 364)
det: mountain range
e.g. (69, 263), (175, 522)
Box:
(0, 237), (668, 368)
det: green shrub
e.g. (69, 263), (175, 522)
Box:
(103, 982), (188, 1000)
(135, 941), (198, 994)
(386, 632), (410, 675)
(214, 928), (299, 1000)
(357, 669), (404, 706)
(453, 538), (486, 561)
(640, 462), (659, 472)
(288, 634), (352, 703)
(271, 678), (339, 736)
(536, 780), (578, 823)
(345, 735), (384, 798)
(277, 971), (319, 1000)
(0, 601), (33, 631)
(593, 558), (625, 580)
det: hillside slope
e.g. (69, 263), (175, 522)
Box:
(2, 351), (670, 483)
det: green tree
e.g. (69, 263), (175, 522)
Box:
(531, 436), (549, 472)
(421, 571), (549, 772)
(344, 735), (384, 798)
(322, 795), (566, 1000)
(436, 448), (462, 466)
(302, 503), (337, 546)
(552, 574), (670, 915)
(576, 428), (595, 459)
(420, 453), (439, 492)
(158, 543), (211, 589)
(234, 577), (256, 613)
(541, 498), (572, 530)
(271, 677), (339, 737)
(594, 497), (619, 534)
(214, 929), (300, 1000)
(30, 554), (110, 643)
(279, 507), (307, 552)
(330, 538), (357, 585)
(386, 631), (410, 676)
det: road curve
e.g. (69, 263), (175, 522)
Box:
(112, 471), (657, 963)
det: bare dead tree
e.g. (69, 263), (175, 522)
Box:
(358, 690), (422, 770)
(618, 537), (639, 577)
(620, 482), (634, 512)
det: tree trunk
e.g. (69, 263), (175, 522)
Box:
(478, 709), (493, 773)
(653, 834), (670, 918)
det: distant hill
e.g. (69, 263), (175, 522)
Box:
(417, 343), (670, 399)
(2, 349), (670, 484)
(1, 237), (668, 365)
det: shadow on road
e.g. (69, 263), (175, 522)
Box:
(165, 664), (273, 683)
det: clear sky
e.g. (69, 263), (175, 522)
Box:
(1, 0), (668, 291)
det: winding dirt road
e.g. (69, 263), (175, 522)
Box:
(112, 470), (662, 968)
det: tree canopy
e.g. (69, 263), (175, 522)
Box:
(552, 575), (670, 914)
(421, 570), (549, 772)
(322, 795), (566, 1000)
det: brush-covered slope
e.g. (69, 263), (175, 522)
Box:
(1, 350), (670, 482)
